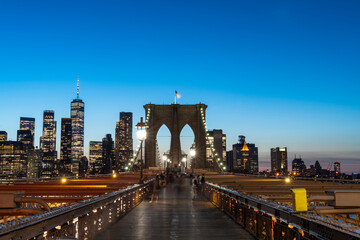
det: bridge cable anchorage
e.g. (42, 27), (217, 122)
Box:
(126, 108), (151, 172)
(200, 107), (226, 173)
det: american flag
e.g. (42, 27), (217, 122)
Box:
(175, 90), (181, 98)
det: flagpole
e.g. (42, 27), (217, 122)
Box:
(175, 94), (176, 104)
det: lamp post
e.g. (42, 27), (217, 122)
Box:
(136, 117), (147, 184)
(190, 144), (196, 170)
(162, 154), (167, 170)
(182, 157), (187, 172)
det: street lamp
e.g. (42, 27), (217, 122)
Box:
(190, 148), (196, 157)
(182, 157), (187, 172)
(136, 117), (147, 184)
(162, 154), (167, 169)
(190, 144), (196, 170)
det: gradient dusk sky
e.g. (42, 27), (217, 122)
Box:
(0, 1), (359, 173)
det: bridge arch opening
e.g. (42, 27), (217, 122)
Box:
(156, 124), (171, 167)
(180, 124), (195, 169)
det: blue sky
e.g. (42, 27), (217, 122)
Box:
(0, 0), (359, 173)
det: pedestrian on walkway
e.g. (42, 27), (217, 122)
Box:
(200, 174), (206, 184)
(150, 175), (161, 203)
(200, 174), (206, 193)
(192, 176), (199, 200)
(196, 175), (203, 193)
(159, 172), (166, 187)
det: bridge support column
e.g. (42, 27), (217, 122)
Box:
(170, 106), (181, 167)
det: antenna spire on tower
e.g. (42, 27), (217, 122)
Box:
(77, 76), (79, 99)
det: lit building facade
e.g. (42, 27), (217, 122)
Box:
(41, 151), (56, 178)
(17, 130), (34, 146)
(115, 112), (133, 171)
(19, 117), (35, 146)
(79, 156), (88, 176)
(70, 79), (85, 175)
(60, 118), (72, 175)
(270, 147), (288, 174)
(232, 135), (258, 174)
(206, 129), (226, 168)
(101, 134), (114, 174)
(0, 131), (7, 141)
(40, 110), (57, 152)
(226, 150), (234, 171)
(0, 141), (29, 179)
(39, 110), (57, 178)
(292, 157), (306, 176)
(89, 141), (102, 173)
(27, 148), (42, 179)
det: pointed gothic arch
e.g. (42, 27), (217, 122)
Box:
(144, 104), (207, 169)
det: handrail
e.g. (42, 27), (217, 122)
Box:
(0, 179), (154, 240)
(204, 182), (360, 240)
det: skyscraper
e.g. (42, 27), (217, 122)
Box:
(17, 130), (34, 146)
(89, 141), (102, 173)
(60, 118), (72, 174)
(79, 156), (88, 176)
(71, 78), (85, 175)
(0, 131), (7, 141)
(232, 135), (258, 174)
(0, 141), (29, 179)
(19, 117), (35, 146)
(226, 150), (234, 171)
(206, 129), (226, 168)
(115, 112), (133, 171)
(40, 110), (57, 152)
(27, 148), (42, 179)
(102, 134), (114, 174)
(40, 111), (57, 178)
(270, 147), (288, 174)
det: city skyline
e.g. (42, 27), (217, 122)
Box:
(0, 1), (359, 173)
(0, 86), (358, 173)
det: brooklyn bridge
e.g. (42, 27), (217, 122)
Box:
(0, 104), (359, 240)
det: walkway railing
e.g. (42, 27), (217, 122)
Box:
(203, 182), (360, 240)
(0, 180), (154, 240)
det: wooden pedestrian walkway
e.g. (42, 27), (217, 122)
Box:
(94, 177), (255, 240)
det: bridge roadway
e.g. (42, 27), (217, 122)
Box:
(94, 177), (255, 240)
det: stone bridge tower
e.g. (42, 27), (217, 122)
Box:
(144, 104), (207, 169)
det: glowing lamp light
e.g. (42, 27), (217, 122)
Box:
(285, 178), (291, 183)
(61, 178), (67, 184)
(189, 148), (196, 157)
(112, 173), (117, 178)
(182, 157), (186, 162)
(137, 130), (146, 141)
